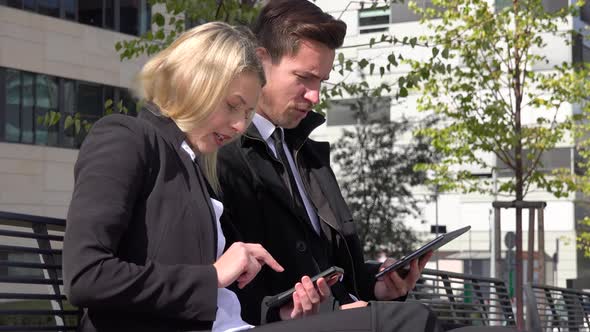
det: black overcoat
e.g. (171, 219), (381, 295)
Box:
(217, 112), (380, 325)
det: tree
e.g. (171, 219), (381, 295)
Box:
(331, 98), (439, 258)
(406, 0), (588, 198)
(116, 0), (262, 61)
(399, 0), (590, 326)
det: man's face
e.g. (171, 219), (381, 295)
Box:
(257, 39), (335, 129)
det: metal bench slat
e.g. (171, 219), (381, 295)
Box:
(0, 229), (63, 241)
(0, 309), (81, 315)
(0, 276), (63, 285)
(0, 260), (62, 270)
(0, 292), (67, 300)
(0, 326), (79, 331)
(0, 244), (61, 255)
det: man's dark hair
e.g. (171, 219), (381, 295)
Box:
(252, 0), (347, 62)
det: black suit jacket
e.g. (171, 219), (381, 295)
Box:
(64, 105), (219, 331)
(217, 112), (381, 325)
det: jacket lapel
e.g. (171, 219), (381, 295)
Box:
(242, 125), (313, 229)
(243, 125), (295, 213)
(138, 105), (218, 257)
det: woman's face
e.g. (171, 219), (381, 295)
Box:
(188, 72), (261, 153)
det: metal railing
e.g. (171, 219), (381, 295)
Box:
(0, 211), (81, 331)
(409, 268), (516, 328)
(526, 283), (590, 332)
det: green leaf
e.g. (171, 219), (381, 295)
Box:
(358, 58), (369, 69)
(432, 47), (439, 58)
(64, 115), (73, 129)
(399, 87), (408, 97)
(74, 119), (81, 134)
(153, 13), (165, 27)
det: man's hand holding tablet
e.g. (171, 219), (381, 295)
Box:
(373, 226), (471, 301)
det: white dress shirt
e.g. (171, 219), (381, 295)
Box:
(251, 114), (321, 235)
(181, 141), (253, 332)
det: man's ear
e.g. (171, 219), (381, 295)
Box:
(256, 47), (272, 70)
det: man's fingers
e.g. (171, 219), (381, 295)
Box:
(316, 277), (331, 299)
(389, 270), (408, 295)
(291, 292), (302, 319)
(295, 282), (313, 313)
(419, 251), (433, 270)
(301, 276), (320, 304)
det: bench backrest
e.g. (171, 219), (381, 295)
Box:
(409, 268), (516, 328)
(0, 211), (81, 331)
(526, 283), (590, 331)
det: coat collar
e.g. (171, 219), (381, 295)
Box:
(244, 111), (326, 150)
(138, 102), (192, 154)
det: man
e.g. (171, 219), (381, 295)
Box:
(218, 0), (431, 325)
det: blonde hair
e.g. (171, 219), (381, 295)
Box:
(138, 22), (265, 193)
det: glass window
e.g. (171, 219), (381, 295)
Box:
(22, 0), (35, 11)
(104, 0), (115, 29)
(359, 7), (390, 26)
(120, 88), (138, 116)
(3, 0), (23, 9)
(0, 67), (137, 148)
(78, 0), (103, 28)
(21, 72), (34, 144)
(120, 0), (139, 35)
(497, 0), (567, 13)
(63, 0), (75, 20)
(76, 82), (102, 147)
(61, 79), (76, 148)
(35, 74), (59, 146)
(389, 0), (441, 24)
(582, 1), (590, 23)
(37, 0), (58, 17)
(4, 69), (20, 142)
(495, 147), (573, 176)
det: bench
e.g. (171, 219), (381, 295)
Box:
(525, 283), (590, 331)
(409, 268), (517, 329)
(0, 211), (81, 331)
(0, 210), (519, 331)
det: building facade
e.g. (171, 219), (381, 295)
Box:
(0, 1), (149, 218)
(313, 0), (588, 287)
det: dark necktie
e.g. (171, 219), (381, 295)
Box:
(271, 128), (306, 212)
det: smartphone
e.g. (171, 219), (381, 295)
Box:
(375, 225), (471, 279)
(263, 266), (344, 309)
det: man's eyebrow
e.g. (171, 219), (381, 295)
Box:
(296, 71), (330, 81)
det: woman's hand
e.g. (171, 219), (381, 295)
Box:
(214, 242), (284, 289)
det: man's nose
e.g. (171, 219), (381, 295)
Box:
(303, 88), (320, 105)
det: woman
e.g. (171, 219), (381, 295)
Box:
(63, 22), (290, 332)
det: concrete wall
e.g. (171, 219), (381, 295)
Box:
(0, 5), (146, 88)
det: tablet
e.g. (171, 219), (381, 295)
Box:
(375, 225), (471, 279)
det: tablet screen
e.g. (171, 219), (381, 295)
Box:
(375, 225), (471, 279)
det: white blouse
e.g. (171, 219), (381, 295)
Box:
(180, 141), (253, 332)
